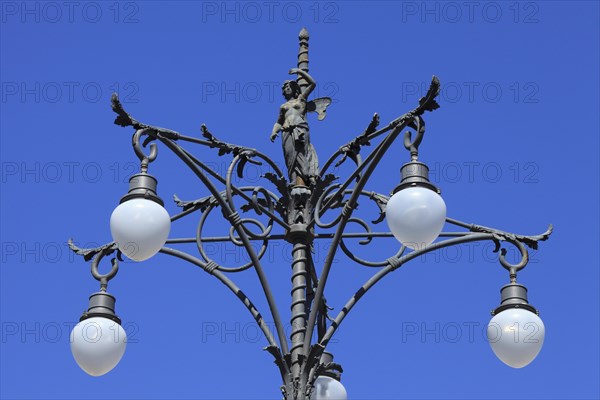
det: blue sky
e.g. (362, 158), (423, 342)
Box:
(1, 1), (599, 399)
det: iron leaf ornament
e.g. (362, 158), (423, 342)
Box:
(68, 239), (121, 262)
(471, 223), (554, 251)
(416, 75), (441, 115)
(173, 194), (220, 213)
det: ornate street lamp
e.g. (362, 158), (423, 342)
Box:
(68, 29), (552, 399)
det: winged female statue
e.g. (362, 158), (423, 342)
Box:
(270, 68), (331, 187)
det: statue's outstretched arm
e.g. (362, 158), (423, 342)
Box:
(290, 68), (315, 99)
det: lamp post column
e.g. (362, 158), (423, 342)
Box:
(285, 222), (313, 398)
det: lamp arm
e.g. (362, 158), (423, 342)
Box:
(111, 94), (293, 354)
(317, 76), (440, 190)
(302, 76), (443, 374)
(317, 233), (493, 351)
(112, 93), (289, 230)
(311, 219), (552, 358)
(311, 106), (433, 228)
(446, 217), (553, 272)
(146, 132), (290, 356)
(112, 93), (298, 354)
(68, 239), (291, 380)
(302, 233), (494, 386)
(301, 120), (407, 368)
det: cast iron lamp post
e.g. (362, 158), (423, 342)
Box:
(68, 29), (552, 399)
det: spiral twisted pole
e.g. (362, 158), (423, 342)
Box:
(289, 235), (309, 378)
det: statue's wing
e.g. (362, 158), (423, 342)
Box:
(307, 97), (332, 121)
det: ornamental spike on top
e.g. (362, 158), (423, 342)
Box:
(297, 27), (310, 92)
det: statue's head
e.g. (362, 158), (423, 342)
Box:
(282, 80), (301, 99)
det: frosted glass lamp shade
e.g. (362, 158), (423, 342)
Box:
(70, 317), (127, 376)
(487, 308), (545, 368)
(311, 376), (348, 400)
(110, 198), (171, 261)
(386, 186), (446, 250)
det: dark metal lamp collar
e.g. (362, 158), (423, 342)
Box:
(392, 160), (441, 195)
(79, 291), (122, 325)
(492, 282), (539, 316)
(119, 173), (164, 206)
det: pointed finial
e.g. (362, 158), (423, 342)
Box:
(299, 27), (309, 40)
